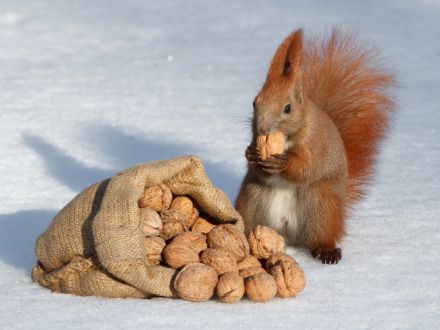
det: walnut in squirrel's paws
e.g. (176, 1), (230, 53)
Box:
(256, 132), (286, 160)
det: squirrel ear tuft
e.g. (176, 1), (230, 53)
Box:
(266, 29), (304, 82)
(284, 29), (303, 77)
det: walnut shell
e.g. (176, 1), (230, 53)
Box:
(207, 224), (249, 262)
(192, 216), (216, 234)
(139, 208), (162, 237)
(237, 255), (262, 270)
(239, 266), (267, 278)
(171, 232), (207, 253)
(265, 252), (299, 269)
(266, 253), (305, 298)
(169, 196), (199, 227)
(174, 263), (218, 302)
(138, 183), (172, 212)
(163, 242), (199, 269)
(160, 209), (188, 241)
(200, 248), (238, 275)
(256, 131), (286, 160)
(248, 225), (286, 259)
(216, 271), (245, 303)
(245, 273), (277, 302)
(143, 237), (166, 265)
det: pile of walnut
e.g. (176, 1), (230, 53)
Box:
(139, 183), (305, 303)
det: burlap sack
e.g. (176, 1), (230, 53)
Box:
(32, 156), (243, 298)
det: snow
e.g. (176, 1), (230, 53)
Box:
(0, 0), (439, 329)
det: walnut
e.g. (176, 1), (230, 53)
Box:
(237, 255), (261, 270)
(139, 208), (162, 237)
(143, 237), (166, 266)
(169, 196), (199, 227)
(174, 263), (218, 302)
(245, 273), (277, 302)
(256, 131), (286, 160)
(216, 271), (245, 303)
(266, 253), (305, 298)
(191, 216), (216, 234)
(163, 242), (199, 269)
(265, 252), (298, 269)
(239, 266), (267, 278)
(248, 225), (286, 259)
(160, 209), (188, 241)
(207, 224), (249, 262)
(138, 183), (172, 212)
(200, 248), (237, 275)
(171, 232), (207, 253)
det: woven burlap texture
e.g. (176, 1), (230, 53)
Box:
(32, 156), (243, 298)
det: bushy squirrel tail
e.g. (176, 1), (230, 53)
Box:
(303, 29), (397, 204)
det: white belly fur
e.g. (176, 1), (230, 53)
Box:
(264, 176), (298, 235)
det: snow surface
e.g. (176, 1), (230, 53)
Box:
(0, 0), (439, 329)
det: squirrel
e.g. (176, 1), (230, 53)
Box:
(235, 28), (396, 264)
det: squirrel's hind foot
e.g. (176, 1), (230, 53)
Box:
(312, 247), (342, 264)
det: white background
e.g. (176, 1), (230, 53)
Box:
(0, 0), (439, 329)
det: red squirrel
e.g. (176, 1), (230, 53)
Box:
(235, 28), (396, 264)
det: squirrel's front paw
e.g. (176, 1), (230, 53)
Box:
(245, 146), (261, 163)
(257, 154), (289, 174)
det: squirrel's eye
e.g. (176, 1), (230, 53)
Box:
(284, 104), (291, 114)
(253, 100), (256, 109)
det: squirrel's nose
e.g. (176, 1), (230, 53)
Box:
(257, 117), (271, 135)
